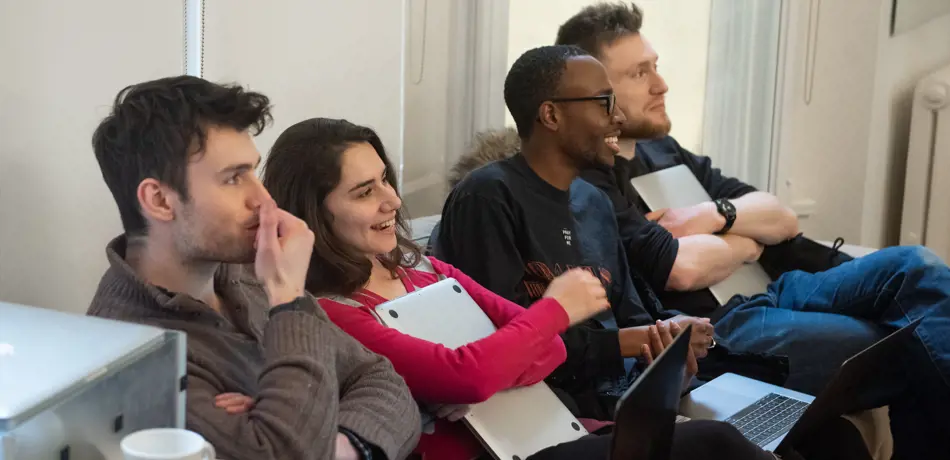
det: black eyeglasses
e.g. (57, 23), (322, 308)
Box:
(547, 93), (616, 116)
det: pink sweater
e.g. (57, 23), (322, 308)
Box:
(318, 257), (569, 459)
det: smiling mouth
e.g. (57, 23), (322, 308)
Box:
(605, 135), (620, 153)
(371, 219), (396, 231)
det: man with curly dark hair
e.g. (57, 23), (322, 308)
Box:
(87, 76), (421, 460)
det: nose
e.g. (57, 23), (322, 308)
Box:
(612, 105), (627, 126)
(652, 71), (669, 95)
(380, 183), (402, 213)
(248, 176), (273, 209)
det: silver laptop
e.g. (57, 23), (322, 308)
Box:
(375, 278), (588, 459)
(0, 302), (186, 459)
(629, 164), (772, 304)
(680, 319), (921, 453)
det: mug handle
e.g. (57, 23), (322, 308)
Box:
(202, 441), (216, 460)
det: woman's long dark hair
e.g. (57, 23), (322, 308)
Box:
(262, 118), (421, 297)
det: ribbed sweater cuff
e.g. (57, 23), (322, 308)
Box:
(264, 299), (326, 360)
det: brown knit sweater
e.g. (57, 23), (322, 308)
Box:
(87, 236), (421, 460)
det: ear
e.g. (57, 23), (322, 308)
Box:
(136, 178), (177, 224)
(538, 101), (560, 133)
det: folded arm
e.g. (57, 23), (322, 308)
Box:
(185, 302), (418, 460)
(728, 192), (799, 244)
(653, 192), (798, 246)
(667, 233), (763, 291)
(613, 209), (764, 293)
(668, 147), (798, 244)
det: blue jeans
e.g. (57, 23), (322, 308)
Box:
(714, 245), (950, 458)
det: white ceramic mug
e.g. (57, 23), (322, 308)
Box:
(120, 428), (216, 460)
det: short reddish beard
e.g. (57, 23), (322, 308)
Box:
(620, 116), (671, 140)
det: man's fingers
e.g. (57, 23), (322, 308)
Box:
(274, 207), (307, 236)
(669, 321), (683, 336)
(682, 345), (700, 392)
(657, 320), (674, 348)
(256, 200), (280, 253)
(215, 393), (254, 414)
(225, 404), (252, 414)
(641, 344), (654, 365)
(215, 393), (249, 405)
(686, 343), (699, 376)
(645, 208), (668, 221)
(693, 344), (709, 360)
(648, 325), (664, 356)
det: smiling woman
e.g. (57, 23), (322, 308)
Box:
(261, 118), (422, 297)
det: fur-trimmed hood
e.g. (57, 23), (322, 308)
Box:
(448, 127), (521, 188)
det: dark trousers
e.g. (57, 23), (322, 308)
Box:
(527, 420), (775, 460)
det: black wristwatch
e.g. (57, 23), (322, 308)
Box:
(713, 198), (736, 234)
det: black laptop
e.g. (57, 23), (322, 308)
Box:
(610, 325), (692, 460)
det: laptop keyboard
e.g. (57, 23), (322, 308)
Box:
(724, 393), (809, 447)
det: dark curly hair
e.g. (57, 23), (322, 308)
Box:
(92, 75), (272, 235)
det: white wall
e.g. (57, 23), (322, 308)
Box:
(771, 0), (882, 243)
(862, 4), (950, 247)
(505, 0), (711, 153)
(402, 0), (453, 217)
(402, 0), (510, 218)
(203, 0), (406, 174)
(773, 0), (950, 245)
(0, 1), (182, 313)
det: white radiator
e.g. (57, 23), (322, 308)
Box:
(900, 62), (950, 258)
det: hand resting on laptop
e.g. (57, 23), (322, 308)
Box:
(640, 321), (698, 392)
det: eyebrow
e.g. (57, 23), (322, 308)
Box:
(348, 178), (375, 192)
(219, 156), (261, 175)
(626, 57), (658, 73)
(639, 57), (658, 68)
(347, 168), (389, 193)
(348, 167), (389, 193)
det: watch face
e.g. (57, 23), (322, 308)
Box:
(717, 199), (736, 219)
(714, 199), (736, 234)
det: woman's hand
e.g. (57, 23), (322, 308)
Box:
(429, 403), (471, 422)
